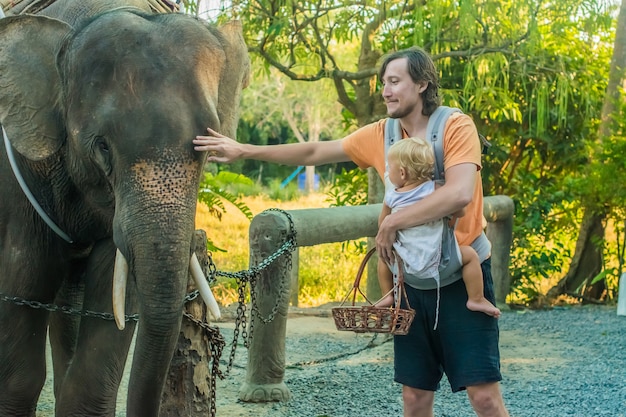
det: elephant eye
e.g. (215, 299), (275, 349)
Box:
(95, 137), (110, 153)
(93, 136), (112, 176)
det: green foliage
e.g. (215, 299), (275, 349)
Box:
(191, 0), (623, 305)
(614, 215), (626, 281)
(585, 127), (626, 295)
(266, 179), (302, 201)
(600, 224), (626, 301)
(588, 132), (626, 211)
(509, 224), (573, 303)
(197, 171), (254, 251)
(325, 167), (369, 254)
(211, 168), (264, 197)
(506, 168), (580, 303)
(325, 167), (369, 207)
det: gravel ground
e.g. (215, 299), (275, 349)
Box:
(38, 304), (626, 416)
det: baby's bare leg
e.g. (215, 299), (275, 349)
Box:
(375, 258), (395, 307)
(460, 246), (501, 318)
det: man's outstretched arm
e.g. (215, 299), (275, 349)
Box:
(194, 127), (350, 166)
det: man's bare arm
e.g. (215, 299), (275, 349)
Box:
(194, 127), (350, 166)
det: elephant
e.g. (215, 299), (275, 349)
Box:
(0, 0), (250, 416)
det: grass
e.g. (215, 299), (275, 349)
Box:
(195, 192), (368, 307)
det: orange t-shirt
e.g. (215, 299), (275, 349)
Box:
(341, 112), (484, 246)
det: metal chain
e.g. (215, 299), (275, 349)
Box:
(0, 208), (298, 405)
(249, 208), (295, 324)
(221, 208), (297, 375)
(183, 312), (225, 417)
(0, 294), (140, 322)
(224, 271), (249, 375)
(1, 208), (296, 325)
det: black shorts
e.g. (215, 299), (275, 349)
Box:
(394, 258), (502, 392)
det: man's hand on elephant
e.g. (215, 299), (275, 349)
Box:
(376, 216), (397, 265)
(193, 127), (242, 163)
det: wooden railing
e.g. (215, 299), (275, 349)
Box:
(237, 195), (514, 403)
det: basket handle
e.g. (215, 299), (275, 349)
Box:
(337, 248), (377, 306)
(339, 247), (412, 311)
(349, 247), (377, 306)
(352, 247), (376, 289)
(370, 254), (412, 311)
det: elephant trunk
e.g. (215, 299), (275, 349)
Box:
(114, 154), (202, 416)
(123, 233), (192, 416)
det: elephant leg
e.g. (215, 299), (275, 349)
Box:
(48, 259), (86, 399)
(55, 240), (137, 417)
(0, 306), (51, 417)
(0, 240), (65, 416)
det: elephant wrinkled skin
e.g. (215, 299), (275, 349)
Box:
(0, 1), (249, 416)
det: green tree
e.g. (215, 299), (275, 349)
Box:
(188, 0), (620, 303)
(239, 67), (345, 191)
(547, 0), (626, 302)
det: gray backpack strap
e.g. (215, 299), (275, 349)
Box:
(425, 106), (462, 181)
(425, 106), (464, 286)
(383, 111), (466, 288)
(384, 117), (402, 160)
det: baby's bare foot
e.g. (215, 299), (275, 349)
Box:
(467, 298), (501, 318)
(374, 294), (394, 308)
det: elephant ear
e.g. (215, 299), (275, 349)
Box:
(0, 15), (71, 160)
(215, 20), (250, 141)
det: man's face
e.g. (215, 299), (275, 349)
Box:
(381, 57), (425, 119)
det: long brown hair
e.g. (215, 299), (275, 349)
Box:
(378, 47), (440, 116)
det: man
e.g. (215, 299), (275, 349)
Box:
(194, 46), (509, 417)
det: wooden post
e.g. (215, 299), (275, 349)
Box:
(366, 168), (385, 303)
(618, 272), (626, 316)
(240, 211), (293, 402)
(484, 196), (515, 306)
(289, 248), (300, 307)
(241, 196), (514, 402)
(160, 230), (214, 416)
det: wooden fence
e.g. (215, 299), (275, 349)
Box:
(237, 195), (514, 403)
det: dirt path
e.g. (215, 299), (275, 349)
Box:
(37, 305), (625, 416)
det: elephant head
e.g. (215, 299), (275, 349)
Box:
(0, 3), (249, 416)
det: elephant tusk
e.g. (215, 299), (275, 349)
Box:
(112, 249), (129, 330)
(189, 253), (221, 320)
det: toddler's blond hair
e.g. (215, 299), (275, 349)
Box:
(387, 137), (434, 182)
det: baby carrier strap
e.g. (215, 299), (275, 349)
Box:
(425, 106), (462, 181)
(384, 106), (462, 182)
(383, 107), (464, 286)
(383, 114), (403, 161)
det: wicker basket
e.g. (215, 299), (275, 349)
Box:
(332, 248), (415, 335)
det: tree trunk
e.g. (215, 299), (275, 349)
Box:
(160, 230), (215, 416)
(598, 0), (626, 139)
(547, 209), (606, 301)
(304, 107), (321, 192)
(304, 165), (317, 192)
(549, 0), (626, 302)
